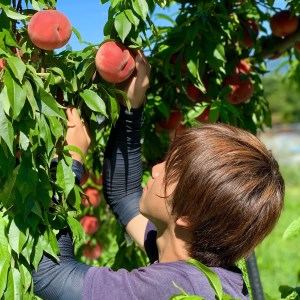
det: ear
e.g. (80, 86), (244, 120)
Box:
(176, 216), (190, 228)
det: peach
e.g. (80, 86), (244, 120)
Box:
(196, 106), (211, 123)
(295, 41), (300, 53)
(235, 60), (251, 74)
(28, 10), (72, 50)
(82, 241), (102, 259)
(80, 215), (99, 235)
(223, 75), (253, 105)
(157, 110), (182, 132)
(95, 41), (135, 83)
(0, 58), (6, 70)
(241, 19), (259, 48)
(82, 187), (101, 207)
(270, 10), (299, 37)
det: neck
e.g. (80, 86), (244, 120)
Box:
(155, 224), (191, 263)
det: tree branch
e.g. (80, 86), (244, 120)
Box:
(254, 27), (300, 59)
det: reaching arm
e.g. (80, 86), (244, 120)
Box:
(103, 51), (151, 249)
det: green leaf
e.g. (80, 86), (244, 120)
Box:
(31, 236), (44, 270)
(114, 12), (132, 43)
(0, 166), (19, 208)
(6, 56), (26, 82)
(111, 0), (122, 8)
(8, 218), (28, 255)
(80, 89), (108, 117)
(4, 70), (26, 119)
(47, 115), (64, 141)
(0, 106), (14, 154)
(12, 267), (22, 299)
(0, 260), (10, 298)
(124, 9), (140, 27)
(186, 259), (223, 299)
(56, 157), (75, 199)
(38, 88), (66, 119)
(40, 229), (59, 260)
(19, 262), (32, 293)
(187, 104), (207, 120)
(67, 216), (85, 244)
(3, 266), (14, 299)
(283, 217), (300, 239)
(72, 26), (82, 44)
(0, 217), (10, 260)
(0, 4), (28, 20)
(132, 0), (148, 21)
(37, 114), (54, 155)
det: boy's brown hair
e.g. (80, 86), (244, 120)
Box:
(164, 124), (284, 267)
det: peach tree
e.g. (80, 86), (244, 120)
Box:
(0, 0), (300, 298)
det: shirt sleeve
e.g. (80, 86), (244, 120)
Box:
(103, 105), (144, 227)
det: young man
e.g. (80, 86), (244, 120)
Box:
(33, 51), (284, 300)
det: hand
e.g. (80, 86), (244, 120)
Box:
(117, 50), (151, 109)
(65, 107), (91, 163)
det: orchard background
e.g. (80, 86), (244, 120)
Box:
(0, 0), (300, 299)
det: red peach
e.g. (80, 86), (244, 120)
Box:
(95, 41), (135, 83)
(157, 110), (182, 132)
(28, 10), (72, 50)
(80, 168), (88, 186)
(235, 60), (251, 75)
(0, 58), (6, 70)
(170, 53), (187, 75)
(82, 187), (101, 207)
(295, 41), (300, 52)
(80, 215), (99, 235)
(91, 173), (103, 186)
(196, 106), (211, 123)
(223, 75), (253, 105)
(270, 10), (299, 37)
(82, 241), (102, 260)
(241, 19), (259, 48)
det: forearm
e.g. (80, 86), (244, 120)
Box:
(33, 159), (90, 299)
(103, 105), (144, 227)
(33, 229), (90, 300)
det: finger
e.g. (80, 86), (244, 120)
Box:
(66, 106), (82, 125)
(82, 123), (91, 146)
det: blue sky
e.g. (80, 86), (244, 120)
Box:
(55, 1), (286, 51)
(55, 2), (178, 51)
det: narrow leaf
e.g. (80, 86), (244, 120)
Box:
(6, 56), (26, 82)
(132, 0), (148, 20)
(80, 89), (108, 117)
(114, 12), (132, 43)
(67, 216), (85, 244)
(283, 217), (300, 239)
(0, 106), (14, 154)
(187, 259), (223, 299)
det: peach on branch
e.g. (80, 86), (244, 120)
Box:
(157, 110), (182, 132)
(295, 41), (300, 53)
(95, 41), (135, 83)
(82, 241), (102, 260)
(235, 60), (251, 74)
(0, 58), (6, 70)
(241, 19), (259, 48)
(80, 216), (99, 235)
(170, 53), (187, 75)
(28, 10), (72, 50)
(82, 187), (101, 207)
(223, 75), (253, 105)
(270, 10), (299, 38)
